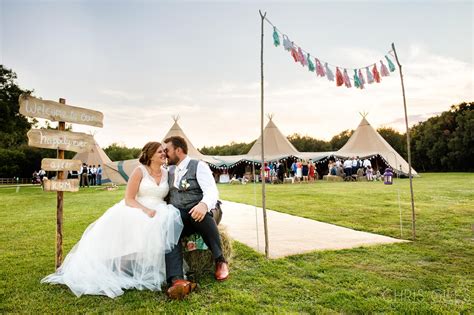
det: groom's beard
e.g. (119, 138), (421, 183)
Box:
(167, 155), (179, 166)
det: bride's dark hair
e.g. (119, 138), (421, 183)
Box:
(139, 142), (161, 166)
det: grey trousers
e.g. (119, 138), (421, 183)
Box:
(165, 209), (223, 283)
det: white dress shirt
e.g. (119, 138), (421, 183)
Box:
(174, 156), (219, 211)
(363, 159), (371, 168)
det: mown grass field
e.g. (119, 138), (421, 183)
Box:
(1, 173), (473, 313)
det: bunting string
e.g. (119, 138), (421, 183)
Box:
(267, 16), (396, 89)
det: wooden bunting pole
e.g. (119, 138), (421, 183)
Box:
(259, 9), (270, 258)
(392, 43), (416, 240)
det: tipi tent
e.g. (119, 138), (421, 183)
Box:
(72, 139), (127, 184)
(245, 116), (300, 162)
(163, 117), (206, 159)
(336, 116), (417, 176)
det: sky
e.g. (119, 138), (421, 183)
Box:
(1, 0), (473, 149)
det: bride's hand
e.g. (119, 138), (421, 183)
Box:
(144, 208), (156, 218)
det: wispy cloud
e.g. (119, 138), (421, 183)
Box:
(100, 89), (146, 101)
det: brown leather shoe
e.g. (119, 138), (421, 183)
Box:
(166, 279), (197, 300)
(215, 261), (229, 281)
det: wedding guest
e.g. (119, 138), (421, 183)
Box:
(351, 157), (358, 175)
(366, 165), (374, 181)
(343, 159), (352, 177)
(80, 163), (89, 188)
(91, 165), (97, 186)
(363, 158), (371, 170)
(308, 160), (315, 182)
(296, 159), (302, 183)
(97, 165), (103, 185)
(302, 160), (309, 183)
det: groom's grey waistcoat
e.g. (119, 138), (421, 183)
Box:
(168, 159), (203, 211)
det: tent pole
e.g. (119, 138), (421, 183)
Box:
(259, 10), (269, 258)
(392, 43), (416, 241)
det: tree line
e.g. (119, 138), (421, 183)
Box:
(1, 64), (472, 178)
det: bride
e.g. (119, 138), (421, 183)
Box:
(42, 142), (183, 298)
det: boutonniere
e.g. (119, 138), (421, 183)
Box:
(180, 178), (190, 191)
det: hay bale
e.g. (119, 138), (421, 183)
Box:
(324, 175), (344, 182)
(183, 226), (232, 278)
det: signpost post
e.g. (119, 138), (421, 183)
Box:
(20, 94), (103, 269)
(56, 98), (66, 268)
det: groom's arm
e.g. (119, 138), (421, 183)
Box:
(188, 161), (219, 222)
(196, 161), (219, 211)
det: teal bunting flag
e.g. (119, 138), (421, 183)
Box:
(272, 27), (280, 47)
(385, 56), (396, 72)
(353, 70), (361, 88)
(307, 54), (315, 72)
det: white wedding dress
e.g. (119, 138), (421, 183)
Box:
(41, 165), (183, 298)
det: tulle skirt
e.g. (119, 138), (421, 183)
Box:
(41, 199), (183, 298)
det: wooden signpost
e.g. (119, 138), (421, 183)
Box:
(20, 94), (103, 269)
(27, 129), (94, 153)
(19, 95), (103, 127)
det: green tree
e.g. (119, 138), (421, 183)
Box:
(287, 133), (331, 152)
(410, 102), (473, 171)
(329, 129), (354, 150)
(199, 141), (255, 155)
(377, 127), (407, 160)
(0, 65), (33, 148)
(104, 143), (141, 161)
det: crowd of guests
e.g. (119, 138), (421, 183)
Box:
(227, 156), (385, 185)
(289, 159), (317, 183)
(70, 163), (103, 187)
(329, 156), (381, 181)
(31, 169), (46, 184)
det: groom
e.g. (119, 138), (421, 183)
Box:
(164, 136), (229, 300)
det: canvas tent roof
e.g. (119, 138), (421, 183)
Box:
(335, 117), (417, 175)
(163, 119), (206, 160)
(72, 139), (127, 184)
(244, 117), (300, 163)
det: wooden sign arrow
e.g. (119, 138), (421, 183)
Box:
(27, 129), (94, 153)
(19, 94), (103, 127)
(43, 179), (79, 192)
(41, 158), (82, 171)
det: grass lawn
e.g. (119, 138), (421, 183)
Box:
(1, 173), (473, 313)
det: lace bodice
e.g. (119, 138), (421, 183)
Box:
(136, 165), (169, 207)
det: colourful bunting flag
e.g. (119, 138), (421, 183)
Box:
(325, 62), (335, 81)
(358, 69), (365, 84)
(298, 47), (306, 66)
(316, 58), (325, 77)
(283, 35), (292, 51)
(354, 70), (361, 89)
(268, 20), (395, 89)
(358, 69), (365, 89)
(336, 67), (344, 86)
(307, 54), (315, 72)
(380, 60), (390, 77)
(386, 55), (396, 72)
(290, 45), (299, 62)
(343, 69), (352, 88)
(372, 64), (381, 83)
(272, 27), (280, 47)
(366, 66), (374, 84)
